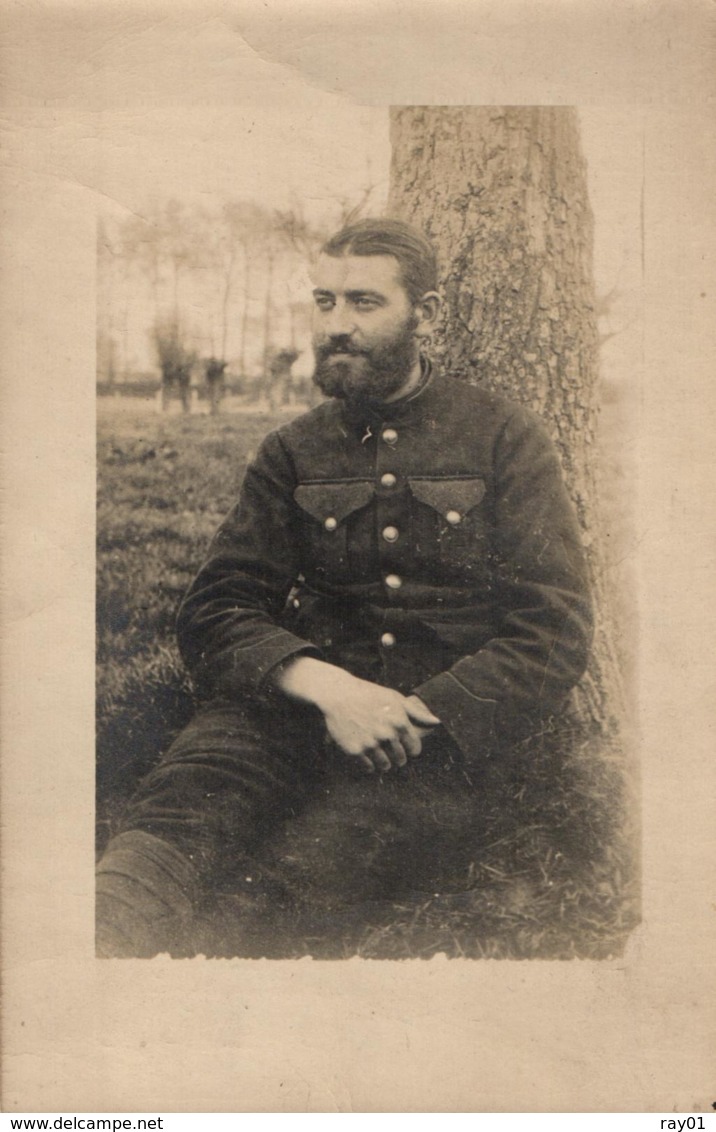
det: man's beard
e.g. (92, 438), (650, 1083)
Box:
(312, 319), (419, 405)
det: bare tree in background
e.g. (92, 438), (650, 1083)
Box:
(204, 356), (228, 416)
(97, 222), (118, 386)
(97, 218), (132, 382)
(216, 201), (269, 377)
(152, 316), (196, 413)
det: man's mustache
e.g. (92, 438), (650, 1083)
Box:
(316, 338), (367, 358)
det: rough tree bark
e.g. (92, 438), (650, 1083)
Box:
(388, 106), (624, 738)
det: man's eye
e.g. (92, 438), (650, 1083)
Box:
(354, 298), (379, 310)
(314, 297), (335, 311)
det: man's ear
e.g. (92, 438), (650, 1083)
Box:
(413, 291), (441, 339)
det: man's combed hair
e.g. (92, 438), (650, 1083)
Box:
(321, 218), (438, 305)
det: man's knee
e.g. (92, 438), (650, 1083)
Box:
(107, 696), (327, 885)
(96, 699), (326, 956)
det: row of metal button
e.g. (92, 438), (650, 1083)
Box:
(383, 430), (399, 599)
(322, 423), (462, 602)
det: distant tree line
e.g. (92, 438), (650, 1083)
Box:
(97, 192), (378, 411)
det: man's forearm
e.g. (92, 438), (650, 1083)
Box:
(276, 656), (439, 723)
(273, 654), (356, 713)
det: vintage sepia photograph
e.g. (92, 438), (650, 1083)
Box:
(95, 104), (641, 961)
(3, 0), (715, 1113)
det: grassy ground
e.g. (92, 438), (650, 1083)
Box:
(97, 397), (639, 959)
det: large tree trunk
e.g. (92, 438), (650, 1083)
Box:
(389, 106), (623, 737)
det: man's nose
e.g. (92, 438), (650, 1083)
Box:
(323, 300), (356, 337)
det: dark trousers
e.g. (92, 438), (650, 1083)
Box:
(96, 693), (483, 957)
(119, 695), (329, 875)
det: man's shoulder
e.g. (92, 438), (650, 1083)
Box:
(272, 398), (342, 443)
(434, 374), (545, 433)
(251, 400), (343, 466)
(437, 374), (511, 410)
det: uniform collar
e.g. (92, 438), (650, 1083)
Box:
(339, 356), (437, 433)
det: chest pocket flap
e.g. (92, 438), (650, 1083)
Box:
(409, 477), (486, 520)
(294, 481), (374, 525)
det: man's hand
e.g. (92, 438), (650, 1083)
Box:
(404, 694), (442, 741)
(274, 657), (441, 773)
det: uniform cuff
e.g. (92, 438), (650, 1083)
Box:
(209, 630), (323, 697)
(413, 671), (498, 761)
(251, 632), (324, 688)
(259, 643), (324, 691)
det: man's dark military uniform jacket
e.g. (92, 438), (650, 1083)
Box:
(178, 369), (593, 759)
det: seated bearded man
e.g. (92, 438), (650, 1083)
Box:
(96, 218), (593, 958)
